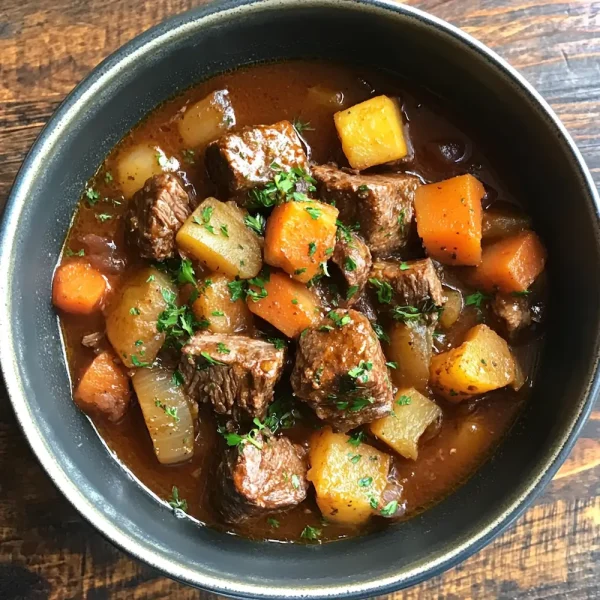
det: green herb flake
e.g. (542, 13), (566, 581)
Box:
(308, 241), (317, 257)
(305, 206), (322, 220)
(220, 224), (229, 238)
(380, 500), (399, 517)
(386, 361), (398, 370)
(244, 213), (266, 236)
(168, 486), (188, 512)
(300, 525), (322, 540)
(65, 248), (85, 257)
(292, 118), (315, 134)
(267, 517), (280, 528)
(200, 351), (227, 366)
(397, 395), (412, 406)
(358, 476), (373, 488)
(171, 370), (185, 387)
(347, 430), (366, 447)
(129, 307), (141, 316)
(368, 278), (393, 304)
(85, 187), (100, 205)
(349, 454), (362, 464)
(294, 268), (307, 275)
(400, 262), (410, 271)
(346, 285), (359, 300)
(465, 290), (490, 309)
(291, 474), (301, 489)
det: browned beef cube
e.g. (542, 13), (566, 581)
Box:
(125, 173), (191, 261)
(492, 294), (532, 335)
(313, 164), (421, 256)
(214, 433), (309, 523)
(179, 333), (285, 420)
(331, 232), (372, 307)
(205, 120), (309, 194)
(369, 259), (446, 310)
(291, 309), (393, 432)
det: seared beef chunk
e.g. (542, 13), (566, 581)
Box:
(180, 333), (285, 420)
(291, 309), (393, 432)
(492, 294), (532, 334)
(369, 259), (446, 316)
(205, 120), (309, 195)
(125, 173), (191, 261)
(332, 232), (372, 307)
(214, 433), (308, 523)
(313, 164), (421, 256)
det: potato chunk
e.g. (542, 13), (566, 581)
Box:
(106, 267), (176, 368)
(387, 321), (433, 394)
(178, 90), (235, 149)
(369, 389), (442, 460)
(117, 144), (178, 198)
(308, 427), (391, 525)
(334, 95), (408, 170)
(176, 198), (262, 279)
(430, 324), (516, 401)
(191, 273), (254, 334)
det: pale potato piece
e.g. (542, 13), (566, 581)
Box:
(178, 90), (235, 148)
(192, 273), (254, 334)
(387, 321), (433, 394)
(117, 144), (179, 198)
(334, 95), (408, 170)
(439, 288), (463, 329)
(308, 427), (390, 526)
(133, 366), (195, 465)
(176, 198), (262, 279)
(430, 324), (516, 402)
(369, 388), (442, 460)
(106, 267), (176, 368)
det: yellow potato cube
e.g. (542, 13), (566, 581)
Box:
(192, 273), (254, 334)
(334, 95), (408, 170)
(430, 324), (516, 402)
(176, 198), (262, 279)
(369, 388), (442, 460)
(308, 427), (391, 525)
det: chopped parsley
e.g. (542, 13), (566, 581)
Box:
(146, 274), (156, 283)
(171, 370), (184, 387)
(349, 454), (362, 464)
(220, 224), (229, 238)
(372, 322), (390, 343)
(397, 395), (412, 406)
(292, 118), (315, 133)
(348, 360), (373, 384)
(380, 500), (399, 517)
(129, 307), (141, 316)
(308, 241), (317, 257)
(65, 248), (85, 257)
(358, 476), (373, 488)
(200, 351), (227, 366)
(328, 310), (352, 328)
(168, 486), (188, 512)
(177, 258), (197, 286)
(512, 290), (531, 297)
(228, 279), (246, 302)
(95, 213), (112, 223)
(267, 517), (280, 528)
(194, 206), (216, 234)
(104, 171), (113, 183)
(157, 287), (208, 349)
(267, 337), (286, 350)
(182, 149), (195, 164)
(300, 525), (322, 540)
(386, 361), (398, 370)
(291, 474), (301, 489)
(131, 355), (151, 368)
(347, 430), (366, 447)
(292, 298), (299, 305)
(344, 257), (357, 271)
(294, 268), (307, 276)
(244, 213), (266, 236)
(336, 220), (360, 244)
(368, 278), (393, 304)
(465, 290), (490, 309)
(346, 285), (359, 300)
(155, 399), (179, 422)
(400, 262), (410, 271)
(212, 310), (225, 317)
(217, 343), (230, 354)
(247, 164), (316, 208)
(85, 187), (100, 205)
(305, 206), (322, 220)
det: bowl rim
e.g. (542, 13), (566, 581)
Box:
(1, 0), (599, 598)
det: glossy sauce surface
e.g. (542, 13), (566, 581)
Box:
(59, 61), (544, 542)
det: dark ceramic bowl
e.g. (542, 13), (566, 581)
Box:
(1, 0), (598, 597)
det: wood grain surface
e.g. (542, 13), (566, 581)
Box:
(1, 1), (599, 598)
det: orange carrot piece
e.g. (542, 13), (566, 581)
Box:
(264, 200), (339, 283)
(468, 230), (547, 293)
(74, 352), (131, 422)
(247, 270), (322, 337)
(414, 174), (484, 266)
(52, 261), (108, 314)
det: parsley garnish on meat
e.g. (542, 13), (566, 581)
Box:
(244, 213), (266, 236)
(267, 337), (286, 350)
(368, 278), (393, 304)
(336, 220), (360, 244)
(171, 370), (184, 387)
(348, 360), (373, 383)
(300, 525), (322, 540)
(346, 285), (359, 300)
(247, 164), (316, 208)
(157, 287), (208, 348)
(267, 518), (280, 528)
(263, 397), (300, 433)
(328, 310), (352, 328)
(200, 351), (227, 366)
(168, 486), (188, 512)
(371, 322), (390, 343)
(216, 342), (230, 354)
(399, 262), (410, 271)
(344, 257), (357, 271)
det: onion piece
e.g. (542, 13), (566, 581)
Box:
(133, 366), (195, 465)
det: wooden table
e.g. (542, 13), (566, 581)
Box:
(1, 0), (599, 598)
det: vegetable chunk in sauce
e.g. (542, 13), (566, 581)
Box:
(53, 61), (546, 544)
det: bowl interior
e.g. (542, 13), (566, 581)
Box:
(2, 1), (599, 598)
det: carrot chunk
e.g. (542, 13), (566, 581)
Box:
(247, 270), (322, 337)
(414, 174), (484, 266)
(52, 261), (108, 314)
(264, 200), (338, 283)
(74, 352), (131, 422)
(467, 230), (547, 293)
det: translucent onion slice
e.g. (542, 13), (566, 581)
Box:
(133, 366), (195, 465)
